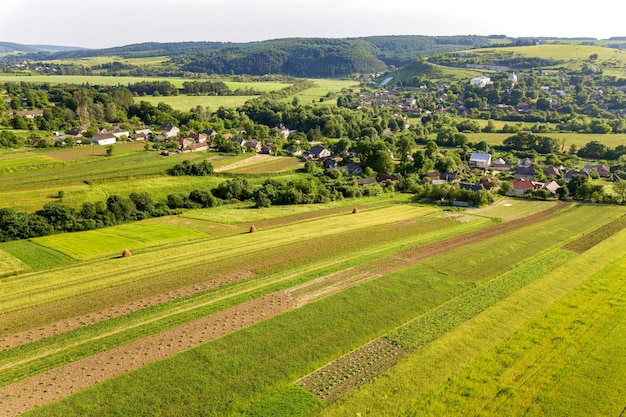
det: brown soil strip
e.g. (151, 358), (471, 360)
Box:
(387, 202), (568, 270)
(0, 292), (297, 417)
(563, 213), (626, 253)
(0, 270), (255, 351)
(0, 202), (569, 415)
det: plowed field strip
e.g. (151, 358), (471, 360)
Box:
(0, 292), (297, 416)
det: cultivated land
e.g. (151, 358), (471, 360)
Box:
(2, 45), (626, 415)
(0, 193), (625, 416)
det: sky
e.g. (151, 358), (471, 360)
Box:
(1, 0), (625, 49)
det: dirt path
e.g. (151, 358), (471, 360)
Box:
(0, 203), (567, 416)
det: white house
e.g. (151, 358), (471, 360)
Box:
(109, 128), (130, 139)
(470, 76), (492, 88)
(92, 133), (117, 146)
(158, 124), (180, 137)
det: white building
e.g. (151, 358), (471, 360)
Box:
(92, 133), (117, 146)
(470, 76), (492, 88)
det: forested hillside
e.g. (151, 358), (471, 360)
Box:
(2, 36), (495, 78)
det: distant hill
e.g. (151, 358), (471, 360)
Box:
(0, 42), (86, 54)
(3, 36), (495, 78)
(380, 42), (626, 86)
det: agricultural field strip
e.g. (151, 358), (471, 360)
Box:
(212, 154), (278, 172)
(395, 241), (626, 416)
(19, 205), (620, 417)
(318, 226), (626, 417)
(0, 205), (572, 412)
(0, 204), (435, 311)
(0, 220), (510, 413)
(296, 204), (624, 403)
(299, 249), (574, 403)
(32, 224), (208, 261)
(0, 292), (300, 417)
(0, 215), (489, 371)
(0, 203), (580, 402)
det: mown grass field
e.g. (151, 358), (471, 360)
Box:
(136, 94), (258, 111)
(0, 194), (624, 417)
(465, 131), (626, 149)
(32, 222), (208, 260)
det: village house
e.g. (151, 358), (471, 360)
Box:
(13, 109), (44, 118)
(244, 140), (262, 153)
(515, 165), (536, 180)
(304, 145), (331, 160)
(91, 133), (117, 146)
(158, 124), (180, 137)
(187, 142), (209, 152)
(469, 152), (491, 168)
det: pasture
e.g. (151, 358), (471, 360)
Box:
(0, 195), (624, 416)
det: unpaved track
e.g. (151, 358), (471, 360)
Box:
(0, 203), (566, 416)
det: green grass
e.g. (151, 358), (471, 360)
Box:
(17, 203), (623, 417)
(465, 131), (626, 149)
(468, 199), (558, 221)
(0, 204), (440, 314)
(0, 248), (27, 277)
(136, 95), (258, 111)
(0, 205), (488, 388)
(320, 224), (626, 417)
(0, 240), (74, 275)
(0, 154), (63, 172)
(32, 222), (207, 260)
(0, 148), (254, 211)
(0, 74), (292, 90)
(282, 78), (359, 105)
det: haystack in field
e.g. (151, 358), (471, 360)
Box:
(249, 225), (257, 233)
(122, 248), (132, 258)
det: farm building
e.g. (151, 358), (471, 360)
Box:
(91, 133), (117, 146)
(469, 152), (491, 168)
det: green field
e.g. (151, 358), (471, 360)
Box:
(0, 195), (623, 417)
(136, 94), (258, 111)
(0, 74), (292, 90)
(32, 222), (207, 260)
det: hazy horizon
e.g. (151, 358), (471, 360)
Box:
(1, 0), (624, 49)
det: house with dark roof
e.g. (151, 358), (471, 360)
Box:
(515, 165), (536, 180)
(158, 125), (180, 137)
(459, 183), (483, 192)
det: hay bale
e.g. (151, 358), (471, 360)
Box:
(122, 248), (132, 258)
(249, 225), (257, 233)
(352, 207), (359, 214)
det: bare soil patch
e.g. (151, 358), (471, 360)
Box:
(213, 154), (276, 172)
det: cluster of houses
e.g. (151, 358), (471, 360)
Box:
(50, 123), (295, 156)
(424, 151), (617, 197)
